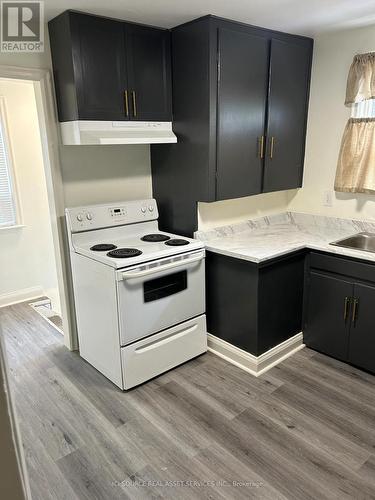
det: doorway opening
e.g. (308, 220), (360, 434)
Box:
(0, 77), (62, 329)
(0, 66), (73, 350)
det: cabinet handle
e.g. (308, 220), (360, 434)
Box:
(131, 90), (137, 117)
(352, 298), (359, 324)
(344, 296), (350, 321)
(270, 137), (275, 159)
(258, 136), (265, 159)
(124, 90), (129, 117)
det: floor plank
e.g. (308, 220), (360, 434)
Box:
(1, 301), (375, 499)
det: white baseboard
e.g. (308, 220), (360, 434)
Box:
(0, 286), (44, 308)
(207, 332), (304, 377)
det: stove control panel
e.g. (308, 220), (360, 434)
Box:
(66, 199), (158, 232)
(109, 207), (126, 219)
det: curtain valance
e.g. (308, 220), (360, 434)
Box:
(345, 52), (375, 105)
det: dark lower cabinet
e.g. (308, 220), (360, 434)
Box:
(348, 283), (375, 373)
(206, 252), (258, 354)
(304, 252), (375, 374)
(304, 272), (351, 361)
(206, 250), (305, 357)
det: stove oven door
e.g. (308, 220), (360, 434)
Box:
(116, 250), (205, 345)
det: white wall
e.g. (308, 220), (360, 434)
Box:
(198, 191), (291, 230)
(60, 145), (152, 207)
(287, 24), (375, 220)
(0, 79), (60, 311)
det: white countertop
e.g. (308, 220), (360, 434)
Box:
(195, 212), (375, 264)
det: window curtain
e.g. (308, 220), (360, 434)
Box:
(345, 52), (375, 105)
(335, 52), (375, 193)
(335, 118), (375, 193)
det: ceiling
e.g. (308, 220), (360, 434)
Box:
(44, 0), (375, 37)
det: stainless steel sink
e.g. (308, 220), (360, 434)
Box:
(330, 232), (375, 253)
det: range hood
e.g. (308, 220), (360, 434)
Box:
(60, 121), (177, 145)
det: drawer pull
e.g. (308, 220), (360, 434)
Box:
(352, 298), (359, 324)
(259, 135), (265, 159)
(344, 296), (350, 321)
(270, 136), (275, 159)
(124, 90), (129, 117)
(132, 90), (137, 117)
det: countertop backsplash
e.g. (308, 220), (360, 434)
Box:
(195, 211), (375, 263)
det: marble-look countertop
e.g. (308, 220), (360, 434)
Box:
(195, 212), (375, 264)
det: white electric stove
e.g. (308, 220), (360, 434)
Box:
(66, 199), (207, 390)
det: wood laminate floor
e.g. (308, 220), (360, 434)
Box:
(1, 301), (375, 500)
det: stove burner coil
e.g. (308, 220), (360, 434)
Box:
(107, 248), (143, 258)
(141, 234), (171, 242)
(90, 244), (117, 251)
(164, 239), (190, 246)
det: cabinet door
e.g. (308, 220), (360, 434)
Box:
(126, 24), (172, 121)
(72, 13), (128, 120)
(348, 283), (375, 373)
(263, 39), (311, 192)
(216, 28), (269, 200)
(304, 272), (352, 361)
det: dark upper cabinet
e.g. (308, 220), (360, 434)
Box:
(304, 272), (352, 361)
(126, 24), (172, 121)
(70, 13), (128, 121)
(216, 28), (269, 200)
(151, 16), (313, 236)
(263, 39), (312, 192)
(48, 11), (172, 122)
(348, 283), (375, 373)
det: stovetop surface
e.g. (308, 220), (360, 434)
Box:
(71, 223), (204, 269)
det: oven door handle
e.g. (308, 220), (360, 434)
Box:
(120, 253), (204, 281)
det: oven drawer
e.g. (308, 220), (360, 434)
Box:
(121, 315), (207, 389)
(116, 250), (205, 345)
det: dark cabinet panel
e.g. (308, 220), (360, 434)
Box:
(216, 28), (269, 199)
(151, 17), (217, 236)
(206, 252), (258, 354)
(304, 272), (352, 361)
(258, 251), (305, 354)
(126, 24), (172, 121)
(263, 39), (311, 192)
(71, 13), (128, 121)
(49, 11), (172, 123)
(206, 250), (305, 357)
(348, 283), (375, 373)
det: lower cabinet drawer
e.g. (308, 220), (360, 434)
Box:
(121, 315), (207, 389)
(309, 252), (375, 282)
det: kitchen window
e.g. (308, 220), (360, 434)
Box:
(351, 98), (375, 118)
(0, 97), (19, 228)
